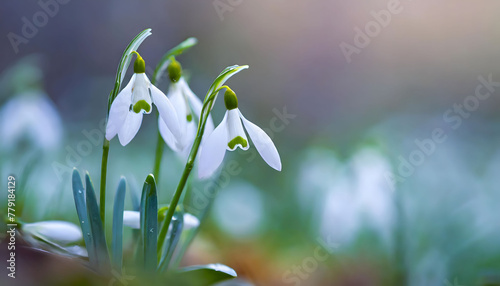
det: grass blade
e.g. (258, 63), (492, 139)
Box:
(158, 210), (184, 272)
(72, 169), (94, 264)
(108, 28), (152, 114)
(140, 174), (158, 271)
(112, 177), (127, 272)
(85, 172), (110, 271)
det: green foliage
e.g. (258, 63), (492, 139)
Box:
(112, 177), (127, 272)
(140, 174), (158, 271)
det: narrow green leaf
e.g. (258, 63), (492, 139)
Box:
(108, 28), (152, 113)
(111, 177), (127, 272)
(140, 174), (158, 271)
(72, 169), (94, 264)
(85, 172), (110, 271)
(153, 37), (198, 84)
(205, 65), (249, 103)
(174, 264), (237, 285)
(158, 210), (184, 272)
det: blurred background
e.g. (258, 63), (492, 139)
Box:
(1, 0), (500, 285)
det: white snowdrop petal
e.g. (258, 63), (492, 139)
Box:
(23, 221), (82, 245)
(226, 109), (249, 151)
(106, 75), (135, 140)
(158, 116), (181, 153)
(131, 73), (153, 114)
(181, 78), (215, 141)
(167, 83), (188, 149)
(198, 112), (229, 179)
(118, 111), (143, 146)
(151, 84), (182, 141)
(123, 211), (141, 229)
(239, 110), (282, 171)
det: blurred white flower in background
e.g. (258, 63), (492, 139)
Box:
(212, 180), (264, 238)
(0, 90), (63, 151)
(0, 56), (63, 152)
(22, 220), (87, 257)
(298, 147), (395, 247)
(123, 210), (200, 231)
(348, 148), (395, 245)
(22, 220), (82, 245)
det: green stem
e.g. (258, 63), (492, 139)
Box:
(157, 140), (200, 252)
(157, 97), (215, 253)
(100, 139), (110, 226)
(152, 130), (165, 180)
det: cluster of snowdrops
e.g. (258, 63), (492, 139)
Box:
(17, 28), (281, 284)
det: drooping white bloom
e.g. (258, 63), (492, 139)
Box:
(105, 53), (181, 146)
(0, 90), (63, 151)
(159, 77), (214, 155)
(316, 148), (395, 246)
(22, 220), (82, 245)
(198, 88), (281, 179)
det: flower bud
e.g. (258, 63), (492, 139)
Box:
(133, 52), (146, 74)
(167, 58), (182, 83)
(224, 87), (238, 110)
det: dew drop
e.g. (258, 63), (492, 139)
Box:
(149, 228), (154, 233)
(78, 190), (82, 194)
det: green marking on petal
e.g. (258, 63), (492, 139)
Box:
(186, 114), (193, 122)
(132, 100), (151, 113)
(228, 136), (248, 150)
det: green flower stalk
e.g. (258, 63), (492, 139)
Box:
(157, 65), (249, 254)
(100, 28), (152, 226)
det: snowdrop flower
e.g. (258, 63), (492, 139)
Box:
(318, 148), (394, 246)
(123, 210), (199, 230)
(105, 52), (181, 146)
(0, 90), (63, 151)
(198, 88), (281, 178)
(159, 58), (214, 156)
(22, 220), (82, 245)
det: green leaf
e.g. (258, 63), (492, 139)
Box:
(158, 210), (184, 272)
(173, 264), (237, 285)
(85, 172), (110, 271)
(71, 169), (94, 264)
(205, 65), (249, 103)
(140, 174), (158, 271)
(111, 177), (127, 272)
(153, 37), (198, 84)
(108, 28), (152, 114)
